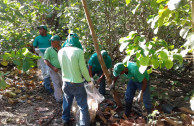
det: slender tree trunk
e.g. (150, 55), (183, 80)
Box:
(191, 0), (194, 32)
(81, 0), (122, 107)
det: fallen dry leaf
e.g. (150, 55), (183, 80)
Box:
(35, 107), (49, 112)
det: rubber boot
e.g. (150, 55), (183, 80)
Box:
(125, 102), (132, 117)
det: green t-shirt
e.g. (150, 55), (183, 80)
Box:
(88, 53), (112, 72)
(44, 47), (61, 69)
(58, 47), (91, 83)
(33, 34), (52, 54)
(125, 62), (150, 82)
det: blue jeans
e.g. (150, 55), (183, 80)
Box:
(62, 82), (90, 126)
(125, 80), (152, 109)
(92, 70), (106, 95)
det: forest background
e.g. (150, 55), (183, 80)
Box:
(0, 0), (194, 125)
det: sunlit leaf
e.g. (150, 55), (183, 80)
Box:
(184, 32), (194, 49)
(139, 65), (147, 74)
(126, 0), (131, 5)
(165, 59), (173, 69)
(140, 55), (149, 66)
(156, 0), (166, 3)
(159, 51), (168, 61)
(132, 4), (140, 14)
(120, 42), (129, 52)
(180, 26), (190, 39)
(152, 58), (159, 69)
(147, 67), (152, 74)
(167, 0), (181, 10)
(123, 55), (131, 64)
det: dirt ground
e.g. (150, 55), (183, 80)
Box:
(0, 67), (193, 126)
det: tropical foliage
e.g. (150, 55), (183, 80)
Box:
(0, 0), (193, 88)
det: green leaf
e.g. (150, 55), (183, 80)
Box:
(159, 51), (168, 61)
(120, 42), (129, 52)
(156, 0), (166, 3)
(152, 58), (159, 69)
(128, 31), (137, 40)
(147, 67), (152, 74)
(0, 79), (7, 89)
(140, 55), (149, 66)
(165, 59), (173, 69)
(180, 26), (190, 39)
(126, 0), (131, 5)
(22, 57), (35, 72)
(168, 45), (174, 49)
(132, 4), (140, 14)
(173, 54), (183, 64)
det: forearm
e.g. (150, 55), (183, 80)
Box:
(88, 65), (93, 77)
(44, 60), (55, 70)
(142, 78), (147, 93)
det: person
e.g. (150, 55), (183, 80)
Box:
(111, 62), (152, 117)
(62, 33), (83, 50)
(58, 33), (92, 126)
(33, 25), (53, 94)
(88, 50), (112, 96)
(44, 35), (63, 102)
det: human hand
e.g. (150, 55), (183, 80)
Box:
(97, 78), (101, 84)
(137, 90), (143, 103)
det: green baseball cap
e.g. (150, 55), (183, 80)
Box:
(50, 35), (60, 42)
(113, 62), (125, 77)
(37, 25), (47, 30)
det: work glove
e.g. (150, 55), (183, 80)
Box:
(109, 82), (115, 90)
(137, 90), (143, 103)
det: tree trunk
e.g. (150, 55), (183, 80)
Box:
(81, 0), (122, 107)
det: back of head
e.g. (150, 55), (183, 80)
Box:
(65, 33), (81, 49)
(50, 34), (60, 42)
(101, 50), (108, 59)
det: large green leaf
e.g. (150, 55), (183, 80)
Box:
(159, 51), (168, 61)
(140, 55), (149, 66)
(152, 58), (159, 69)
(173, 54), (183, 64)
(165, 59), (173, 69)
(22, 57), (36, 72)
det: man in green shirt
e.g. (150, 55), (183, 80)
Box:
(44, 35), (63, 102)
(111, 62), (152, 117)
(58, 33), (91, 126)
(33, 25), (52, 94)
(88, 51), (112, 96)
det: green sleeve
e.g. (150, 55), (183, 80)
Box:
(79, 50), (91, 82)
(33, 37), (38, 47)
(44, 48), (50, 60)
